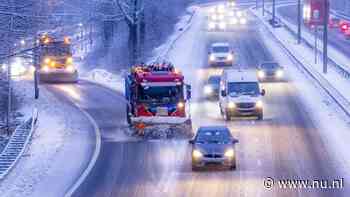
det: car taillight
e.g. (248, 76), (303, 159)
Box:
(341, 24), (349, 31)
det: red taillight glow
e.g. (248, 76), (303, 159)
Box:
(341, 24), (349, 31)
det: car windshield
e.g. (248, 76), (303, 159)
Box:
(212, 46), (229, 53)
(228, 82), (260, 96)
(196, 129), (231, 144)
(138, 85), (182, 103)
(208, 76), (221, 87)
(261, 63), (279, 69)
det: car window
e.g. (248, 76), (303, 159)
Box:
(212, 46), (229, 53)
(261, 63), (279, 69)
(208, 76), (221, 85)
(227, 82), (260, 96)
(196, 129), (231, 144)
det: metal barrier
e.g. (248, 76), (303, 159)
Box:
(0, 108), (38, 179)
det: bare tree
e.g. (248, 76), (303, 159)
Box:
(117, 0), (144, 64)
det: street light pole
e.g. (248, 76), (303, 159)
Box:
(297, 0), (302, 44)
(262, 0), (265, 16)
(323, 0), (329, 74)
(272, 0), (276, 22)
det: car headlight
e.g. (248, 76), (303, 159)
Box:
(219, 22), (226, 29)
(208, 22), (216, 29)
(227, 54), (233, 61)
(209, 54), (216, 61)
(204, 85), (213, 95)
(177, 102), (185, 109)
(228, 102), (236, 109)
(224, 149), (234, 158)
(276, 69), (284, 78)
(240, 18), (247, 25)
(42, 65), (49, 72)
(256, 100), (263, 108)
(231, 18), (238, 25)
(258, 70), (265, 78)
(192, 149), (203, 158)
(237, 11), (242, 17)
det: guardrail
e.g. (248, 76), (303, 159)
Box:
(251, 8), (350, 117)
(0, 108), (38, 180)
(263, 5), (350, 80)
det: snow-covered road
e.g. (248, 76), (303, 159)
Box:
(54, 3), (349, 197)
(3, 1), (350, 197)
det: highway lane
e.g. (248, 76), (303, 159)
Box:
(47, 4), (349, 197)
(277, 4), (350, 58)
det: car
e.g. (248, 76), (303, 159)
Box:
(227, 0), (236, 7)
(190, 126), (239, 171)
(219, 70), (265, 120)
(208, 43), (234, 66)
(203, 75), (221, 99)
(257, 62), (284, 81)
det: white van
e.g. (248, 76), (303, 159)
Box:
(219, 69), (265, 120)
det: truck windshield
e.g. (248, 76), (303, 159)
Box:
(43, 42), (71, 56)
(227, 82), (259, 96)
(138, 85), (183, 103)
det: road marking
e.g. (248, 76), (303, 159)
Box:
(64, 103), (102, 197)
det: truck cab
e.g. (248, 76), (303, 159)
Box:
(36, 34), (78, 83)
(125, 63), (192, 133)
(219, 69), (265, 120)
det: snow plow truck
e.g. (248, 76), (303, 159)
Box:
(35, 34), (78, 83)
(125, 63), (192, 137)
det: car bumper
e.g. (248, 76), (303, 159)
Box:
(227, 107), (262, 116)
(192, 156), (235, 167)
(209, 60), (233, 66)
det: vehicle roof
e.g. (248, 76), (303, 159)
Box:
(260, 62), (280, 68)
(198, 126), (230, 133)
(223, 69), (258, 82)
(211, 42), (230, 48)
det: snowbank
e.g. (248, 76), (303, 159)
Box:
(254, 7), (350, 184)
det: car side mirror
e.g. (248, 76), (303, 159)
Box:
(189, 139), (194, 144)
(261, 89), (266, 96)
(232, 139), (239, 144)
(221, 90), (227, 97)
(186, 84), (192, 100)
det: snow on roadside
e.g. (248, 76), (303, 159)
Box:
(0, 78), (91, 197)
(274, 4), (350, 72)
(252, 7), (350, 110)
(256, 9), (350, 182)
(82, 6), (198, 93)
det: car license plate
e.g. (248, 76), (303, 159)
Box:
(156, 107), (168, 116)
